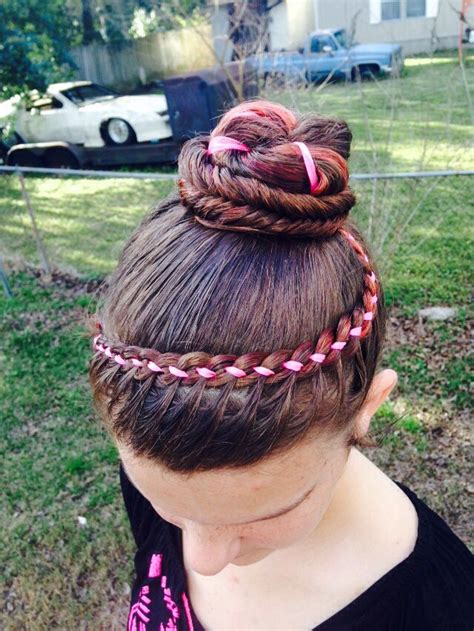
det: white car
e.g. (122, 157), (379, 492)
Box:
(1, 80), (172, 148)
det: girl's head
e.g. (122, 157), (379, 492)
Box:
(87, 99), (396, 575)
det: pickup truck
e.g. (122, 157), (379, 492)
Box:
(251, 28), (403, 85)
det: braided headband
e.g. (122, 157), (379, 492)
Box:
(207, 135), (319, 194)
(92, 229), (378, 384)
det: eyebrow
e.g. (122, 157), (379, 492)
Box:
(240, 483), (316, 525)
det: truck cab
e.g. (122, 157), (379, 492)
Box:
(305, 28), (403, 81)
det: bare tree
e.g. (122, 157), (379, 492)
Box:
(159, 0), (269, 101)
(227, 0), (271, 59)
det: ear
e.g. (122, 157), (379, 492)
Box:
(352, 369), (398, 440)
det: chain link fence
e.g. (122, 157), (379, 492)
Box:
(1, 165), (473, 299)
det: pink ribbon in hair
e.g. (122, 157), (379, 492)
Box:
(293, 141), (319, 194)
(207, 135), (250, 156)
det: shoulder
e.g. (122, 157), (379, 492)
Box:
(317, 453), (474, 630)
(348, 450), (472, 572)
(373, 472), (474, 628)
(344, 452), (474, 629)
(397, 480), (473, 564)
(397, 481), (474, 583)
(392, 482), (474, 629)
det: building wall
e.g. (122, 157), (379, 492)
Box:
(268, 0), (317, 51)
(268, 2), (290, 50)
(286, 0), (316, 49)
(211, 2), (296, 57)
(210, 4), (233, 62)
(211, 0), (317, 55)
(316, 0), (459, 54)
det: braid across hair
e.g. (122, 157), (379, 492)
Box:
(87, 99), (386, 473)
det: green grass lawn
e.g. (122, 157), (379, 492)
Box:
(0, 175), (175, 278)
(1, 273), (135, 626)
(1, 173), (472, 316)
(274, 50), (474, 172)
(1, 49), (473, 628)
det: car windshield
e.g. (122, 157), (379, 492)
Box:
(333, 30), (348, 48)
(61, 84), (119, 105)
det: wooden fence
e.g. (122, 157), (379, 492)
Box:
(70, 25), (216, 89)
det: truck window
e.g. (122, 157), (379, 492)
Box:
(310, 37), (320, 53)
(310, 35), (336, 53)
(333, 30), (347, 48)
(61, 84), (118, 105)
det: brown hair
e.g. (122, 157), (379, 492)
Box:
(87, 99), (385, 473)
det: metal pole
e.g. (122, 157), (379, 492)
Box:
(17, 171), (52, 278)
(0, 257), (13, 298)
(0, 165), (473, 181)
(0, 165), (179, 180)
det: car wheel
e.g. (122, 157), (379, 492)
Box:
(264, 71), (287, 91)
(101, 118), (137, 146)
(351, 64), (379, 82)
(44, 147), (80, 169)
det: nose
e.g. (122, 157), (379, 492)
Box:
(182, 524), (242, 576)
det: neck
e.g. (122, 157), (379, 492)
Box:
(292, 448), (372, 555)
(319, 447), (367, 524)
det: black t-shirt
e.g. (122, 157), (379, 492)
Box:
(119, 463), (474, 631)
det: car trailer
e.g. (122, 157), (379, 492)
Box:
(3, 139), (181, 169)
(3, 63), (257, 170)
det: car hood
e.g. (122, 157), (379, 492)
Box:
(79, 94), (168, 114)
(350, 43), (401, 54)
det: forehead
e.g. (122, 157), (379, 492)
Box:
(117, 434), (345, 526)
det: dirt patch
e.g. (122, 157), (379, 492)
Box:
(29, 264), (107, 296)
(370, 307), (472, 547)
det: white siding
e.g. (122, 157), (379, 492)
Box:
(369, 0), (382, 24)
(426, 0), (440, 18)
(317, 0), (459, 54)
(269, 2), (290, 50)
(286, 0), (316, 49)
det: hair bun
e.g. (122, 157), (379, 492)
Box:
(178, 99), (355, 239)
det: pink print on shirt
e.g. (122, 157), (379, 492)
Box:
(128, 585), (151, 631)
(160, 574), (180, 630)
(127, 552), (194, 631)
(148, 553), (163, 578)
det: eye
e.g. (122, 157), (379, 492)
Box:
(251, 506), (296, 526)
(253, 488), (314, 524)
(262, 511), (290, 524)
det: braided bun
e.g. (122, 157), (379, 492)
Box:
(178, 100), (355, 239)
